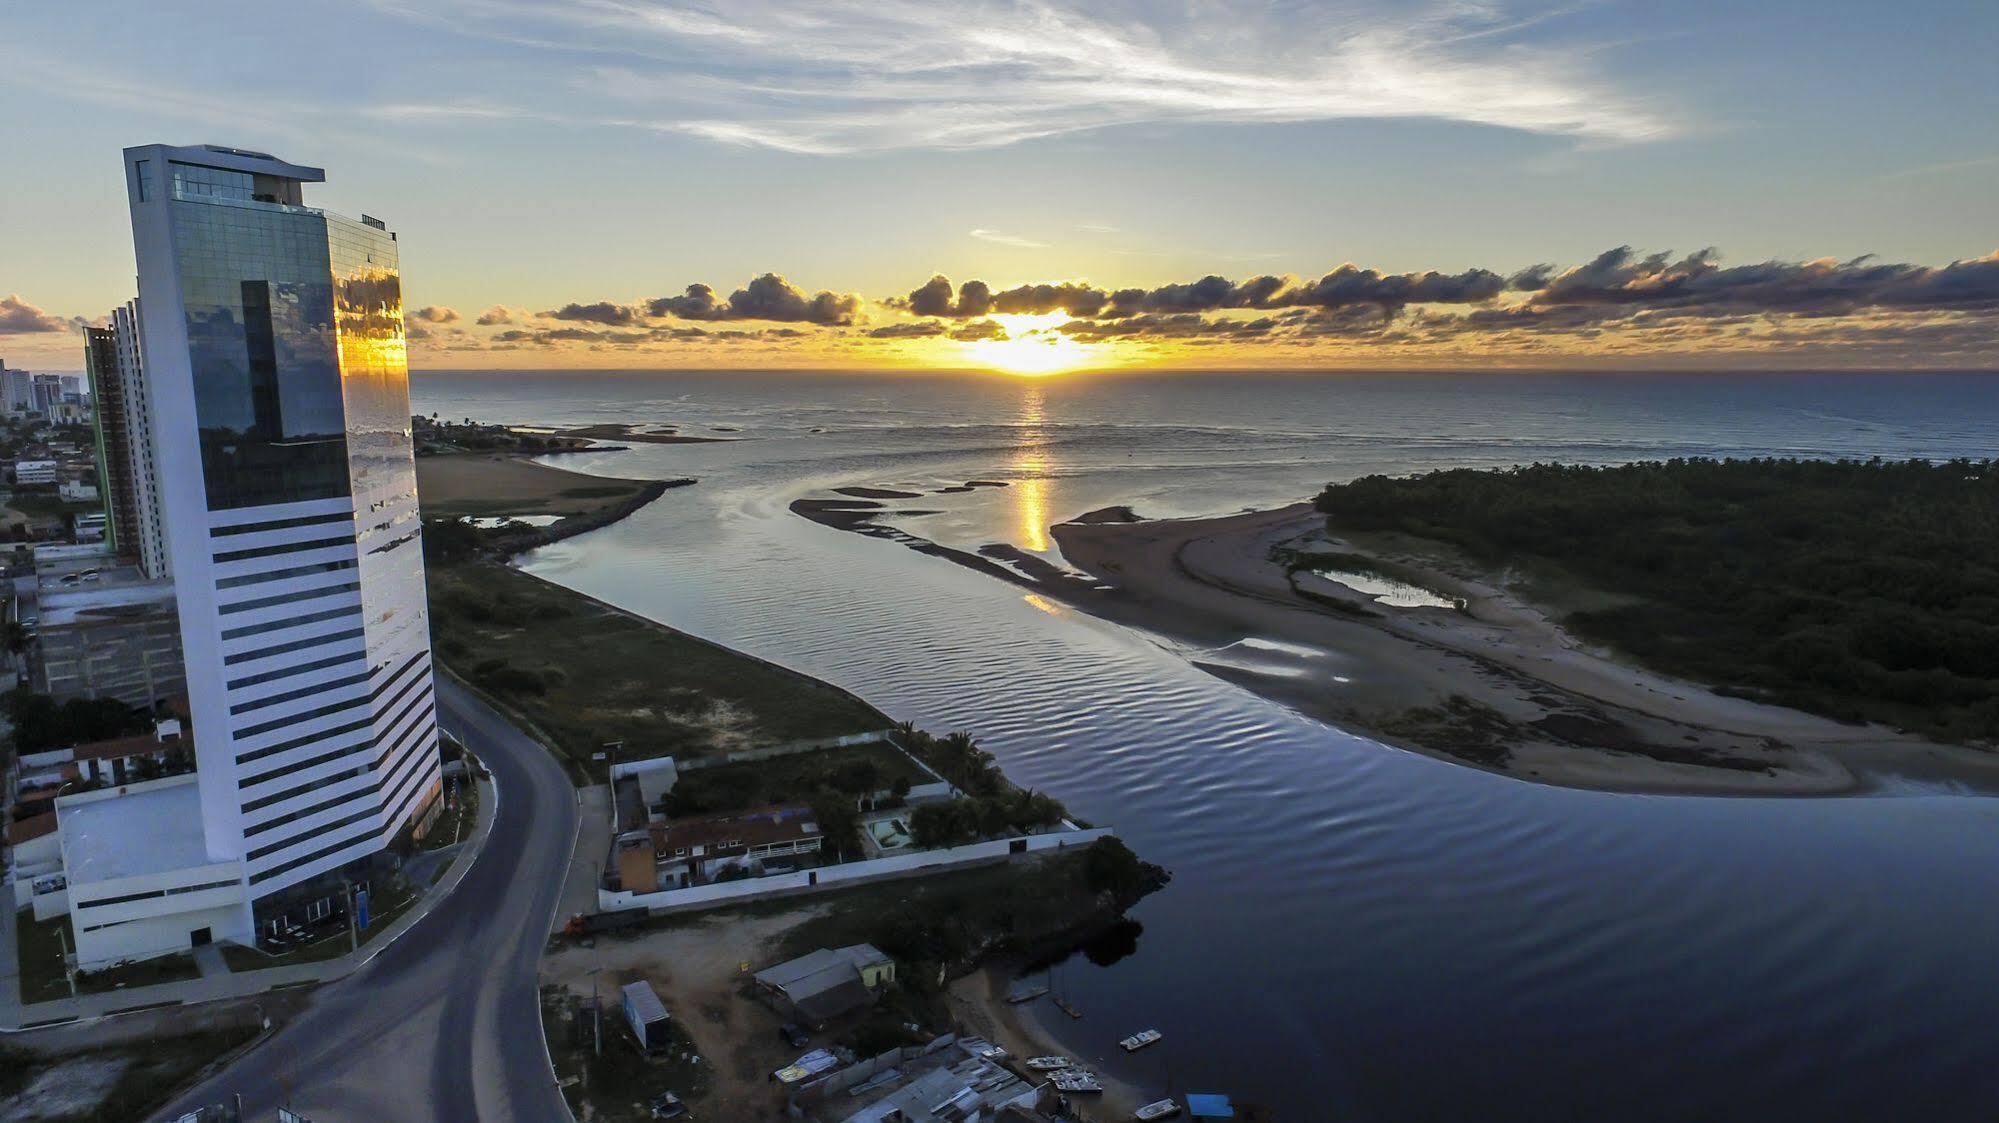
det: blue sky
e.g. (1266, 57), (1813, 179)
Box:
(3, 0), (1996, 370)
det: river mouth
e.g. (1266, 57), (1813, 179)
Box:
(416, 369), (1999, 1121)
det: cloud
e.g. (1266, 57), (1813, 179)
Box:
(645, 274), (862, 326)
(0, 295), (71, 334)
(387, 1), (1676, 155)
(866, 321), (948, 339)
(545, 301), (641, 326)
(475, 305), (519, 325)
(1527, 246), (1999, 314)
(971, 229), (1048, 249)
(410, 305), (461, 323)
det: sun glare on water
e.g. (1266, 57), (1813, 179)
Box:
(958, 312), (1103, 375)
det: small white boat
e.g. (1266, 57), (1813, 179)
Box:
(1026, 1056), (1072, 1071)
(1135, 1100), (1182, 1121)
(1052, 1069), (1104, 1093)
(1119, 1029), (1164, 1053)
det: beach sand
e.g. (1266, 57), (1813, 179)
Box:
(414, 453), (659, 519)
(1048, 503), (1999, 796)
(948, 967), (1149, 1120)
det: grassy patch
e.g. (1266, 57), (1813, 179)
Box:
(428, 562), (888, 783)
(419, 773), (481, 851)
(15, 910), (73, 1005)
(663, 740), (932, 816)
(543, 985), (710, 1123)
(0, 1025), (259, 1123)
(74, 952), (200, 996)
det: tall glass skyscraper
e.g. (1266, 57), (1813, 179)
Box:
(124, 144), (442, 919)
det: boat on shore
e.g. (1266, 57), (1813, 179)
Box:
(1026, 1056), (1072, 1071)
(1120, 1029), (1164, 1052)
(1005, 983), (1050, 1004)
(1053, 1069), (1105, 1093)
(1136, 1100), (1182, 1121)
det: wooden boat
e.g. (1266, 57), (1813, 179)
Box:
(1004, 984), (1049, 1004)
(1052, 1069), (1104, 1093)
(1052, 996), (1083, 1019)
(1119, 1029), (1164, 1052)
(1135, 1100), (1182, 1121)
(1025, 1055), (1072, 1071)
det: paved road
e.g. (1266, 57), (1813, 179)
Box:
(153, 678), (579, 1122)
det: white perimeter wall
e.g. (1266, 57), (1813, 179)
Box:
(599, 828), (1114, 914)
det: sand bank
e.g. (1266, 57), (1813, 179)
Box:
(1050, 504), (1999, 795)
(415, 453), (659, 519)
(787, 486), (1999, 795)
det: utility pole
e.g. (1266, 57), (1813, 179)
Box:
(346, 881), (359, 953)
(55, 923), (76, 998)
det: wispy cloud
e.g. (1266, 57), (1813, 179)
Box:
(970, 228), (1049, 249)
(1883, 154), (1999, 180)
(374, 0), (1677, 155)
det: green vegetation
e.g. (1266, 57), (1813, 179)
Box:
(542, 984), (709, 1123)
(3, 688), (151, 756)
(75, 951), (201, 995)
(15, 910), (73, 1005)
(1316, 457), (1999, 743)
(661, 742), (929, 817)
(892, 726), (1009, 796)
(428, 562), (888, 782)
(907, 791), (1067, 847)
(770, 838), (1165, 971)
(14, 910), (202, 1003)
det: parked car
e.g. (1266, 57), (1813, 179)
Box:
(648, 1091), (686, 1118)
(779, 1023), (811, 1048)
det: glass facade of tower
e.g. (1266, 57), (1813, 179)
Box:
(168, 177), (350, 510)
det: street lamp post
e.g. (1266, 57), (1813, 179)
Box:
(345, 881), (359, 954)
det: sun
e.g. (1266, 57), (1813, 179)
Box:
(956, 312), (1105, 376)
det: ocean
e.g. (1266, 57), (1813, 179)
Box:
(413, 369), (1999, 1121)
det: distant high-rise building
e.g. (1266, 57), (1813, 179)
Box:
(102, 142), (442, 944)
(101, 301), (172, 579)
(1, 364), (29, 412)
(83, 326), (141, 557)
(30, 373), (63, 415)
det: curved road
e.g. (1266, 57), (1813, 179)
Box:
(153, 678), (578, 1122)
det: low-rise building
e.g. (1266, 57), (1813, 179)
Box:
(27, 545), (184, 705)
(753, 943), (896, 1026)
(641, 803), (825, 891)
(13, 459), (57, 485)
(55, 774), (249, 967)
(70, 719), (192, 786)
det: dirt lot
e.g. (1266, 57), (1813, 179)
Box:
(543, 905), (833, 1120)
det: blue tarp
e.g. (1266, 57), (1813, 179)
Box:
(1186, 1093), (1235, 1118)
